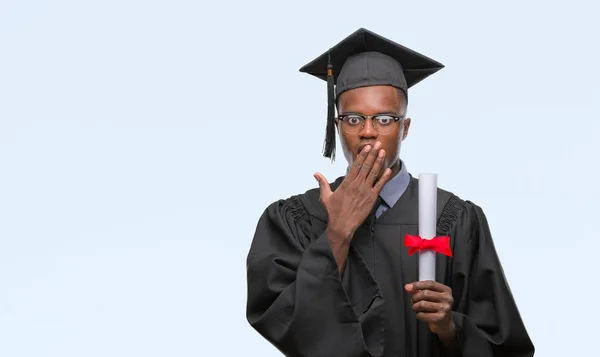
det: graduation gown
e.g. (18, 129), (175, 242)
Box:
(246, 175), (534, 357)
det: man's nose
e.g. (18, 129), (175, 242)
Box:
(359, 119), (378, 138)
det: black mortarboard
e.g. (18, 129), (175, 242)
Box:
(299, 28), (444, 160)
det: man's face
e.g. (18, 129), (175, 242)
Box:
(336, 85), (410, 174)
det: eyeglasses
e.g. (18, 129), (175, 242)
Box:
(337, 114), (404, 134)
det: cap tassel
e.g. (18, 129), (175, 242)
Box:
(323, 62), (336, 160)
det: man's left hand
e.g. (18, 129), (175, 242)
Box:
(405, 281), (455, 339)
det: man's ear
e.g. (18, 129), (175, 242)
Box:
(402, 118), (411, 140)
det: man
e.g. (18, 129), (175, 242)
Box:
(245, 28), (534, 357)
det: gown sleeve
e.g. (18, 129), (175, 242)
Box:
(245, 196), (384, 357)
(446, 199), (535, 357)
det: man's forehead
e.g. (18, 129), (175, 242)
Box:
(338, 86), (407, 113)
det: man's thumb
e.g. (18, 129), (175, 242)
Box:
(314, 173), (331, 196)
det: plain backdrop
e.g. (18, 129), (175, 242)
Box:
(1, 0), (598, 356)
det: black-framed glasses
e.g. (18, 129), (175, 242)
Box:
(337, 114), (404, 134)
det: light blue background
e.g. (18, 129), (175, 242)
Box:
(1, 0), (598, 355)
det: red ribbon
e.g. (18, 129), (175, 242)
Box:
(404, 234), (453, 257)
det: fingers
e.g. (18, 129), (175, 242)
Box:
(406, 281), (452, 294)
(372, 168), (392, 193)
(407, 281), (454, 334)
(366, 148), (386, 185)
(357, 142), (382, 180)
(314, 173), (332, 200)
(347, 145), (372, 180)
(412, 296), (453, 324)
(412, 300), (444, 314)
(410, 289), (446, 304)
(406, 281), (454, 320)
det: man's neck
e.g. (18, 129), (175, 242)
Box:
(388, 159), (402, 180)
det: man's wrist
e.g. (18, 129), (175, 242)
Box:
(326, 225), (353, 244)
(436, 321), (456, 340)
(435, 320), (457, 346)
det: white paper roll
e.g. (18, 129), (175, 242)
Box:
(418, 173), (437, 281)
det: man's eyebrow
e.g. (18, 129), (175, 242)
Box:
(375, 111), (401, 115)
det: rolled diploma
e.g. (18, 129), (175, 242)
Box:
(418, 173), (437, 281)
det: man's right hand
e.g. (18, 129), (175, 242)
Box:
(314, 141), (392, 244)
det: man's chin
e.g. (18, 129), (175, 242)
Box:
(383, 158), (399, 171)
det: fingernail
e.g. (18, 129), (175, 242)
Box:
(375, 141), (382, 150)
(364, 145), (372, 152)
(378, 150), (385, 158)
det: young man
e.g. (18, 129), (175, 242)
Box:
(245, 28), (534, 357)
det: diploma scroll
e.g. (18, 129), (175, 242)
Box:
(418, 173), (437, 282)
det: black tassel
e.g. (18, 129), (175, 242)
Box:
(323, 61), (336, 160)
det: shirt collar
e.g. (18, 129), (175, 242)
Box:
(379, 160), (410, 209)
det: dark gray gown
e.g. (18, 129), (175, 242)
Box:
(245, 175), (535, 357)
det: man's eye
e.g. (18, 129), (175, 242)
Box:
(347, 116), (362, 125)
(376, 116), (394, 125)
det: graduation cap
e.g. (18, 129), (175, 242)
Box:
(299, 28), (444, 160)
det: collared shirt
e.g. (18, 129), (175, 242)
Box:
(376, 160), (410, 218)
(347, 160), (411, 218)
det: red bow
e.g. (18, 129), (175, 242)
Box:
(404, 234), (453, 257)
